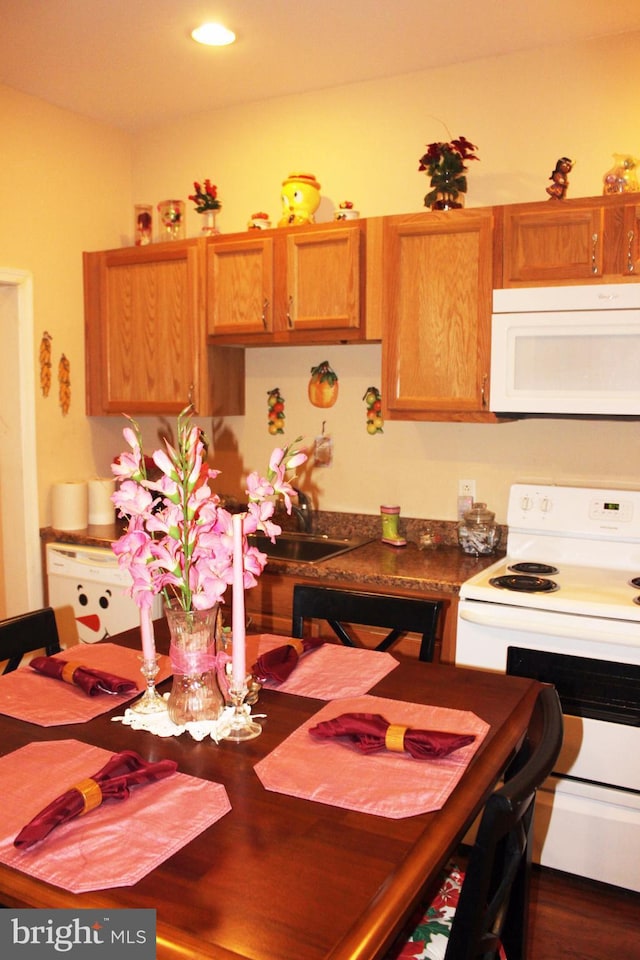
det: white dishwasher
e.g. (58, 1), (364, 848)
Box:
(46, 542), (162, 647)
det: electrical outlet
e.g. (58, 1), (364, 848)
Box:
(458, 479), (476, 500)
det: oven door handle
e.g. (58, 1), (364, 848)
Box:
(458, 603), (631, 644)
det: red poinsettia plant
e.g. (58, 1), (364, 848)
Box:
(188, 179), (221, 212)
(418, 136), (479, 209)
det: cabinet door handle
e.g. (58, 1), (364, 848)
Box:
(188, 383), (194, 405)
(591, 233), (599, 274)
(481, 374), (488, 409)
(261, 298), (270, 328)
(627, 230), (635, 273)
(286, 295), (294, 329)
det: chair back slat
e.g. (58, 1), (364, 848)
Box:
(0, 607), (61, 673)
(444, 685), (564, 960)
(292, 584), (441, 662)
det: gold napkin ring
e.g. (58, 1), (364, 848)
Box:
(61, 661), (81, 684)
(287, 638), (305, 656)
(74, 778), (103, 815)
(385, 724), (408, 752)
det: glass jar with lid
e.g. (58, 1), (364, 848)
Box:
(458, 502), (500, 556)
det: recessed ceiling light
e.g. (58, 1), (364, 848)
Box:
(191, 23), (236, 47)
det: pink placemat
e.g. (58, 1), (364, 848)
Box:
(251, 634), (399, 699)
(255, 694), (489, 818)
(0, 740), (231, 892)
(0, 643), (172, 725)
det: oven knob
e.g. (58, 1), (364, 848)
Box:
(540, 497), (552, 513)
(520, 495), (534, 511)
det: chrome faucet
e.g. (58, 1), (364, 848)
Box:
(291, 487), (313, 533)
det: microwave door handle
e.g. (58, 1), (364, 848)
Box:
(458, 604), (625, 645)
(591, 233), (599, 275)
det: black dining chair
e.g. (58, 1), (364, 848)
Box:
(388, 684), (564, 960)
(0, 606), (62, 673)
(291, 584), (442, 662)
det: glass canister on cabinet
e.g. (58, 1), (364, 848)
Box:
(458, 502), (500, 556)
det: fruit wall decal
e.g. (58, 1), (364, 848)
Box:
(308, 360), (339, 408)
(58, 354), (71, 415)
(363, 386), (384, 434)
(39, 331), (53, 397)
(267, 387), (286, 434)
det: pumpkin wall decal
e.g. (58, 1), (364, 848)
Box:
(308, 360), (339, 408)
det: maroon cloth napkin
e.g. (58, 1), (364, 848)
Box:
(308, 712), (476, 759)
(14, 750), (178, 849)
(29, 655), (137, 697)
(252, 637), (324, 682)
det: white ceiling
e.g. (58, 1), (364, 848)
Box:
(2, 0), (640, 133)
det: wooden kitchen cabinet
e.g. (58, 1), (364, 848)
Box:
(206, 220), (373, 345)
(379, 208), (498, 422)
(244, 570), (456, 664)
(499, 193), (640, 286)
(84, 240), (244, 416)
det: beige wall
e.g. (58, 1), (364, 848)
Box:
(128, 32), (640, 522)
(0, 84), (132, 526)
(2, 30), (640, 536)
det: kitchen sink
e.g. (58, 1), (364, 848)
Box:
(248, 531), (373, 564)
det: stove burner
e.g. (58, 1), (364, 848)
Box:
(489, 575), (559, 593)
(634, 596), (640, 606)
(630, 577), (640, 589)
(508, 562), (559, 576)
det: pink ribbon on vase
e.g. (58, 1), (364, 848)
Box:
(252, 637), (324, 683)
(29, 656), (138, 697)
(168, 645), (218, 675)
(308, 712), (476, 759)
(13, 750), (178, 849)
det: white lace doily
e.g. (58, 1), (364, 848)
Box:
(112, 696), (265, 743)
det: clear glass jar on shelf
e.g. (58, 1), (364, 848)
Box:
(457, 502), (500, 556)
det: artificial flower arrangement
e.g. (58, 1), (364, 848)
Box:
(111, 406), (306, 615)
(418, 135), (479, 209)
(188, 179), (221, 213)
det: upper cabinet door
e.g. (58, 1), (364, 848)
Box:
(502, 200), (605, 284)
(207, 235), (274, 336)
(284, 225), (362, 333)
(84, 240), (244, 417)
(206, 221), (368, 345)
(382, 209), (495, 421)
(86, 242), (201, 415)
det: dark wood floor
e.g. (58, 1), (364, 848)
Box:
(528, 866), (639, 960)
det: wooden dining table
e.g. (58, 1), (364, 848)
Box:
(0, 622), (542, 960)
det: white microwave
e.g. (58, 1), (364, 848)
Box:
(489, 284), (640, 416)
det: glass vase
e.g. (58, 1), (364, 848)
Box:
(157, 200), (185, 241)
(166, 601), (224, 724)
(200, 209), (220, 236)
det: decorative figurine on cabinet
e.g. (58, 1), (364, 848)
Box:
(546, 157), (573, 200)
(279, 172), (321, 226)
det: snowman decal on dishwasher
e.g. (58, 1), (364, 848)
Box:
(74, 580), (120, 643)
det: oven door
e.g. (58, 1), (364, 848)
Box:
(456, 598), (640, 790)
(456, 598), (640, 890)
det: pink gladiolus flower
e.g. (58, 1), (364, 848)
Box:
(111, 406), (307, 614)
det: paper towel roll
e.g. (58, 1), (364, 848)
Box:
(52, 481), (88, 531)
(88, 477), (116, 525)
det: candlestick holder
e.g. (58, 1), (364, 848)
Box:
(222, 679), (262, 741)
(130, 656), (167, 714)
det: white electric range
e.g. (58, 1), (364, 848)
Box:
(456, 483), (640, 892)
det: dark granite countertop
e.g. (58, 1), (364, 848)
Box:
(41, 515), (503, 597)
(257, 538), (501, 596)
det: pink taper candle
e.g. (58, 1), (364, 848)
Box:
(139, 605), (156, 662)
(231, 512), (246, 688)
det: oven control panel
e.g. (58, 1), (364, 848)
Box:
(589, 499), (634, 523)
(508, 483), (640, 537)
